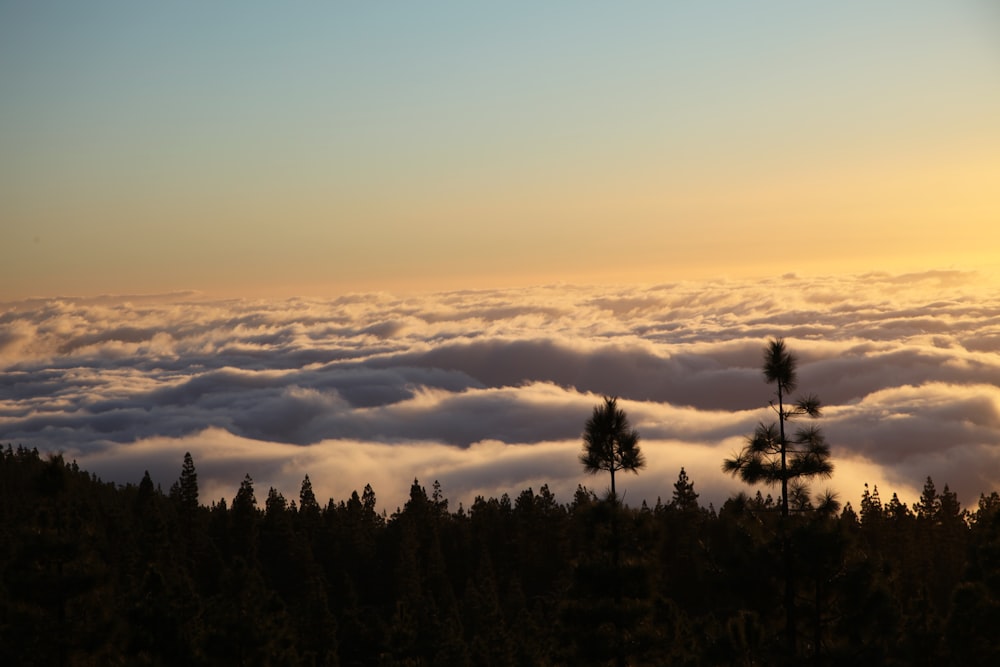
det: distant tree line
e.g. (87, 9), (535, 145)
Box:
(2, 444), (999, 666)
(2, 339), (998, 665)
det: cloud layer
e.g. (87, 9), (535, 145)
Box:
(3, 270), (999, 512)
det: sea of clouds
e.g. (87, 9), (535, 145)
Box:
(3, 269), (999, 514)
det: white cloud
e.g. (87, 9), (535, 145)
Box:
(3, 269), (1000, 510)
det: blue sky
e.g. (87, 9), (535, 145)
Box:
(3, 1), (998, 298)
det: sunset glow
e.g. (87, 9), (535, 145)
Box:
(3, 2), (999, 300)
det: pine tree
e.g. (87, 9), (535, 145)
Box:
(670, 467), (700, 512)
(265, 487), (287, 517)
(580, 396), (645, 500)
(722, 339), (832, 516)
(231, 474), (259, 561)
(233, 474), (257, 514)
(860, 483), (883, 525)
(947, 493), (1000, 664)
(137, 470), (156, 504)
(722, 337), (834, 659)
(914, 476), (939, 521)
(886, 492), (910, 521)
(299, 475), (319, 517)
(179, 451), (198, 513)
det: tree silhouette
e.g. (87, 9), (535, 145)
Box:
(233, 473), (258, 514)
(722, 337), (834, 659)
(179, 451), (199, 512)
(231, 473), (259, 560)
(723, 339), (832, 517)
(0, 445), (994, 663)
(580, 396), (645, 500)
(670, 467), (699, 512)
(299, 475), (319, 516)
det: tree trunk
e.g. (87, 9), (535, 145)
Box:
(778, 383), (797, 659)
(814, 577), (822, 665)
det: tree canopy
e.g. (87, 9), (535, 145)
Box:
(580, 395), (645, 500)
(0, 445), (994, 665)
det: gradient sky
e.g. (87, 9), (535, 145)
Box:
(3, 1), (999, 299)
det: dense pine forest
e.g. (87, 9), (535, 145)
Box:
(2, 444), (999, 666)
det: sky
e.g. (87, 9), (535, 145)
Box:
(2, 1), (999, 297)
(2, 3), (1000, 512)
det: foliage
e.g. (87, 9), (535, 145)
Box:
(723, 338), (833, 515)
(721, 337), (836, 660)
(0, 445), (992, 665)
(580, 395), (646, 500)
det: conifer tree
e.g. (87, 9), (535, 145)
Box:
(179, 451), (198, 513)
(137, 470), (156, 504)
(361, 483), (383, 527)
(299, 475), (319, 516)
(722, 339), (832, 517)
(722, 337), (834, 659)
(265, 487), (287, 517)
(168, 453), (201, 553)
(886, 492), (910, 521)
(580, 396), (645, 500)
(860, 483), (883, 525)
(670, 467), (699, 511)
(233, 474), (257, 514)
(914, 476), (939, 521)
(231, 473), (259, 560)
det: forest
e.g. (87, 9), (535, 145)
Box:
(3, 444), (1000, 666)
(2, 340), (1000, 666)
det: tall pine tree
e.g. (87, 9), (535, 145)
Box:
(722, 338), (834, 659)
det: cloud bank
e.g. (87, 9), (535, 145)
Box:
(3, 270), (999, 513)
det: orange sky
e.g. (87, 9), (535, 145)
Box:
(2, 2), (998, 300)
